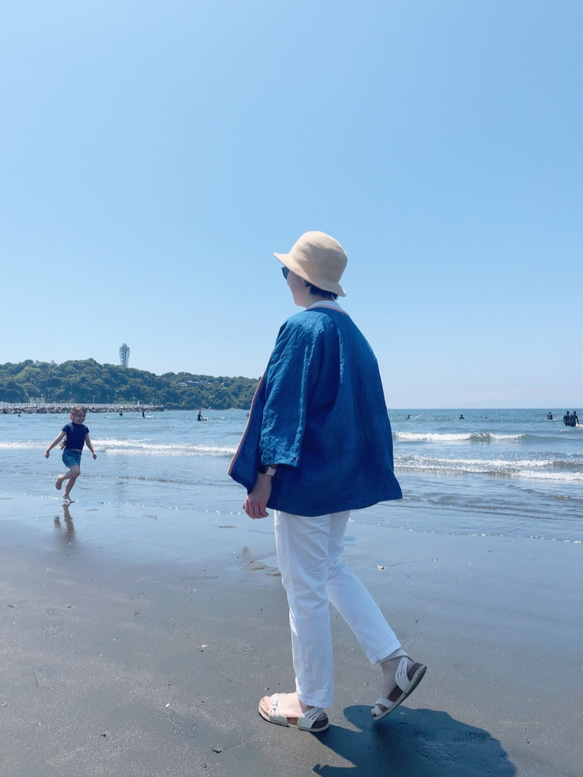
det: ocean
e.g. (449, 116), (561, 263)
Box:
(1, 408), (581, 544)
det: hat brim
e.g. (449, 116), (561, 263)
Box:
(274, 253), (346, 297)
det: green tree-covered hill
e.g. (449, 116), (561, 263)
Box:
(0, 359), (259, 410)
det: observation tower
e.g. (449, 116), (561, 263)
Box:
(119, 343), (130, 367)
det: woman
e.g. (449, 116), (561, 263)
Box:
(229, 231), (426, 732)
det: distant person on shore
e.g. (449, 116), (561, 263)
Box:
(229, 231), (425, 733)
(44, 405), (97, 504)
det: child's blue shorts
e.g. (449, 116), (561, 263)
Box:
(62, 449), (82, 469)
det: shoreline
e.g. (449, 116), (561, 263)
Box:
(1, 495), (581, 776)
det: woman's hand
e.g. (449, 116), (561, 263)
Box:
(243, 473), (272, 519)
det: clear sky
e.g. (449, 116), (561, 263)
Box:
(1, 1), (581, 408)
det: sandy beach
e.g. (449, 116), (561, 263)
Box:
(1, 494), (581, 777)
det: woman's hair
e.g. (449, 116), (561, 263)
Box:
(305, 282), (338, 300)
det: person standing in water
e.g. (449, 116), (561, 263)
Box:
(229, 231), (426, 733)
(45, 405), (97, 504)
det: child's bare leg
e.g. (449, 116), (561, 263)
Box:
(63, 479), (78, 503)
(62, 467), (80, 502)
(55, 472), (70, 490)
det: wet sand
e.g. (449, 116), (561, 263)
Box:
(0, 495), (581, 777)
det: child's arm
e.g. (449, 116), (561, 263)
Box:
(85, 433), (97, 460)
(45, 431), (65, 458)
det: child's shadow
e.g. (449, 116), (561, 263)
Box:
(313, 705), (516, 777)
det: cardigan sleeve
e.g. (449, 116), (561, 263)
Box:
(258, 317), (323, 468)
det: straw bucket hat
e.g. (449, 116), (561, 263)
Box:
(274, 231), (347, 297)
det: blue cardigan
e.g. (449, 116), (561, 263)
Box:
(228, 306), (402, 516)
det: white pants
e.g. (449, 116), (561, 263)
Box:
(274, 510), (401, 708)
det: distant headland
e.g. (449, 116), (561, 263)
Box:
(0, 359), (258, 411)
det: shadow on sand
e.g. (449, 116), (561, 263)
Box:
(313, 706), (516, 777)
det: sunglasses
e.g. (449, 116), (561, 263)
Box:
(281, 266), (289, 279)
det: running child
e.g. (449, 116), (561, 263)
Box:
(45, 406), (97, 504)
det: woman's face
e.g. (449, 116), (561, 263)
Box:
(286, 269), (311, 308)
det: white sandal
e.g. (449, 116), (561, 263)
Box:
(258, 694), (329, 732)
(372, 656), (427, 720)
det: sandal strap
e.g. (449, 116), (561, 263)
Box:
(301, 706), (325, 723)
(264, 695), (328, 730)
(265, 694), (287, 724)
(298, 706), (328, 731)
(395, 655), (412, 692)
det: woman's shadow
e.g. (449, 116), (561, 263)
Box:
(313, 705), (516, 777)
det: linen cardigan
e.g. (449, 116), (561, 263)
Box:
(228, 306), (402, 516)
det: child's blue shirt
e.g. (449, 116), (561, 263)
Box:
(62, 422), (89, 450)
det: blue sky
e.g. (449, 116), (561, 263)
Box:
(1, 1), (581, 408)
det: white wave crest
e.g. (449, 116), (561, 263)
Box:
(0, 441), (41, 450)
(97, 438), (236, 457)
(394, 431), (525, 443)
(395, 452), (579, 482)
